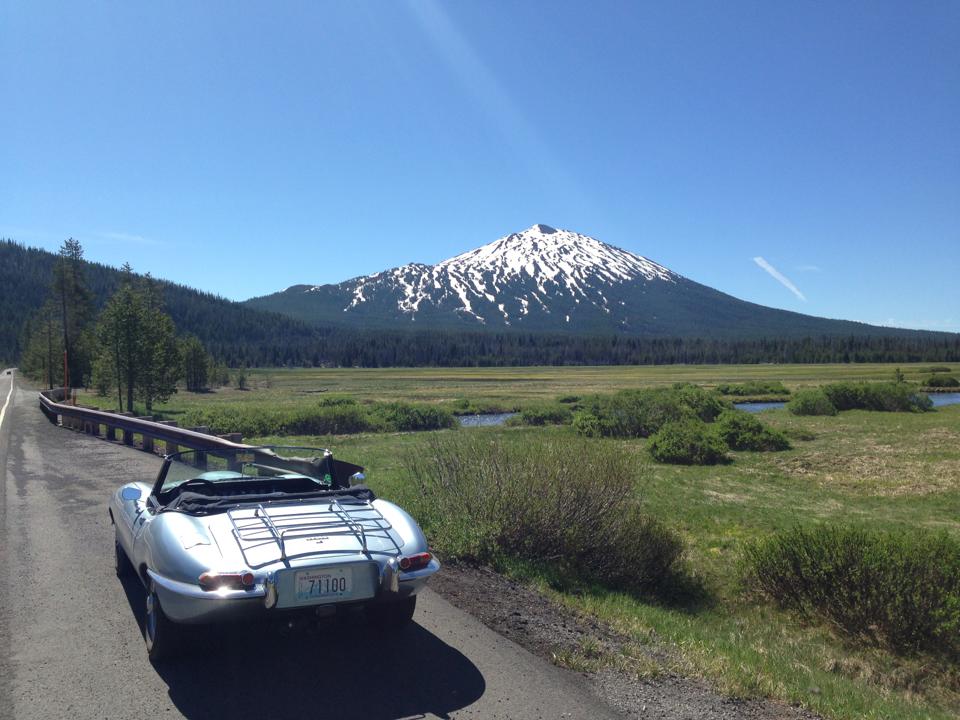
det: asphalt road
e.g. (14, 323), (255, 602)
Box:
(0, 371), (618, 720)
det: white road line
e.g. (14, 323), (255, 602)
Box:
(0, 371), (14, 431)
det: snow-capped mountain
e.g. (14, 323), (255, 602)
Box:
(246, 224), (891, 338)
(336, 224), (676, 327)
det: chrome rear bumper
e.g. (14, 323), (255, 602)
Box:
(148, 556), (440, 624)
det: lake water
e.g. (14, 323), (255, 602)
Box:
(458, 412), (518, 427)
(736, 392), (960, 413)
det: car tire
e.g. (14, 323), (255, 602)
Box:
(114, 535), (134, 578)
(144, 580), (181, 662)
(367, 596), (417, 630)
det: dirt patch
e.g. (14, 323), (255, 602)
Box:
(431, 563), (820, 720)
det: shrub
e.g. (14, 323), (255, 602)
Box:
(926, 366), (952, 374)
(369, 402), (456, 432)
(315, 394), (358, 407)
(744, 525), (960, 657)
(515, 403), (573, 426)
(926, 375), (959, 388)
(787, 389), (837, 416)
(284, 405), (373, 435)
(822, 382), (933, 412)
(399, 434), (686, 596)
(716, 381), (790, 397)
(556, 394), (581, 404)
(571, 410), (603, 437)
(575, 386), (728, 439)
(715, 411), (790, 451)
(648, 419), (728, 465)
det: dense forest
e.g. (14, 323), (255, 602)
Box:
(0, 239), (320, 367)
(2, 239), (958, 370)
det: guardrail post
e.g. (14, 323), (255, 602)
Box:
(188, 427), (209, 467)
(105, 424), (117, 441)
(136, 417), (154, 452)
(155, 420), (179, 455)
(119, 412), (135, 445)
(84, 408), (100, 435)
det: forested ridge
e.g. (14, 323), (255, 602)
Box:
(2, 239), (958, 369)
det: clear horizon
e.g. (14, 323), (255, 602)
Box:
(2, 2), (957, 332)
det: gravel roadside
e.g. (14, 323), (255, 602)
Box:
(431, 563), (821, 720)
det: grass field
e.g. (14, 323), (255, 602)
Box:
(80, 363), (960, 717)
(126, 362), (953, 419)
(251, 404), (960, 720)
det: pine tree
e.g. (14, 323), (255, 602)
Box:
(52, 238), (94, 388)
(182, 336), (210, 392)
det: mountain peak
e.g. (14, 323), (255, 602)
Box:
(530, 223), (557, 234)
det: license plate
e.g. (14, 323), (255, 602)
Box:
(294, 567), (352, 604)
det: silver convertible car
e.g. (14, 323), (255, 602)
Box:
(109, 445), (440, 660)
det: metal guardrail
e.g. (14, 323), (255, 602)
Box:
(38, 388), (247, 455)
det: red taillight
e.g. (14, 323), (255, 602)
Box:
(199, 571), (256, 591)
(399, 552), (432, 572)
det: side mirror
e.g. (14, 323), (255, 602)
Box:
(349, 472), (366, 487)
(121, 486), (142, 502)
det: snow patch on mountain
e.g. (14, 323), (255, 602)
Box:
(309, 224), (676, 325)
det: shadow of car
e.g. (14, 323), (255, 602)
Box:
(119, 574), (486, 720)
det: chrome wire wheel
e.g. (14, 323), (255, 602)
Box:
(144, 581), (180, 661)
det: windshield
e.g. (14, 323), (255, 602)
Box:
(157, 446), (335, 495)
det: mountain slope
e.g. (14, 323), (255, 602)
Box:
(0, 239), (321, 366)
(247, 224), (913, 339)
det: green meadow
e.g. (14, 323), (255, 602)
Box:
(82, 363), (960, 718)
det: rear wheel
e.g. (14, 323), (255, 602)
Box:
(144, 580), (182, 661)
(114, 534), (133, 578)
(367, 596), (417, 630)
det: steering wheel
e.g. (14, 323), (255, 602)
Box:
(178, 477), (216, 493)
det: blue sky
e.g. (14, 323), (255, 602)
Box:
(2, 1), (958, 331)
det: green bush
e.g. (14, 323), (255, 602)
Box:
(714, 411), (790, 451)
(926, 366), (952, 373)
(399, 434), (686, 596)
(787, 389), (838, 416)
(556, 394), (581, 404)
(171, 399), (454, 438)
(821, 382), (933, 412)
(315, 394), (358, 407)
(648, 419), (728, 465)
(284, 405), (374, 435)
(369, 402), (456, 432)
(744, 525), (960, 657)
(716, 380), (790, 397)
(571, 410), (603, 437)
(926, 375), (959, 388)
(514, 403), (573, 426)
(575, 386), (728, 439)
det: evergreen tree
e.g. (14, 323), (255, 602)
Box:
(136, 274), (181, 413)
(18, 300), (63, 388)
(52, 238), (94, 388)
(182, 336), (210, 392)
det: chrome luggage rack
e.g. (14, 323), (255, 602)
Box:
(228, 497), (401, 569)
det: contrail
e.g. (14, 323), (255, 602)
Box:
(753, 257), (806, 302)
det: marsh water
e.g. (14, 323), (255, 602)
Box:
(736, 392), (960, 413)
(458, 412), (518, 427)
(458, 393), (960, 425)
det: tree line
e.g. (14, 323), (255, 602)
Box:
(18, 240), (215, 412)
(5, 238), (960, 373)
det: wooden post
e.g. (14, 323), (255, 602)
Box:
(119, 411), (135, 446)
(155, 420), (178, 455)
(137, 417), (154, 452)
